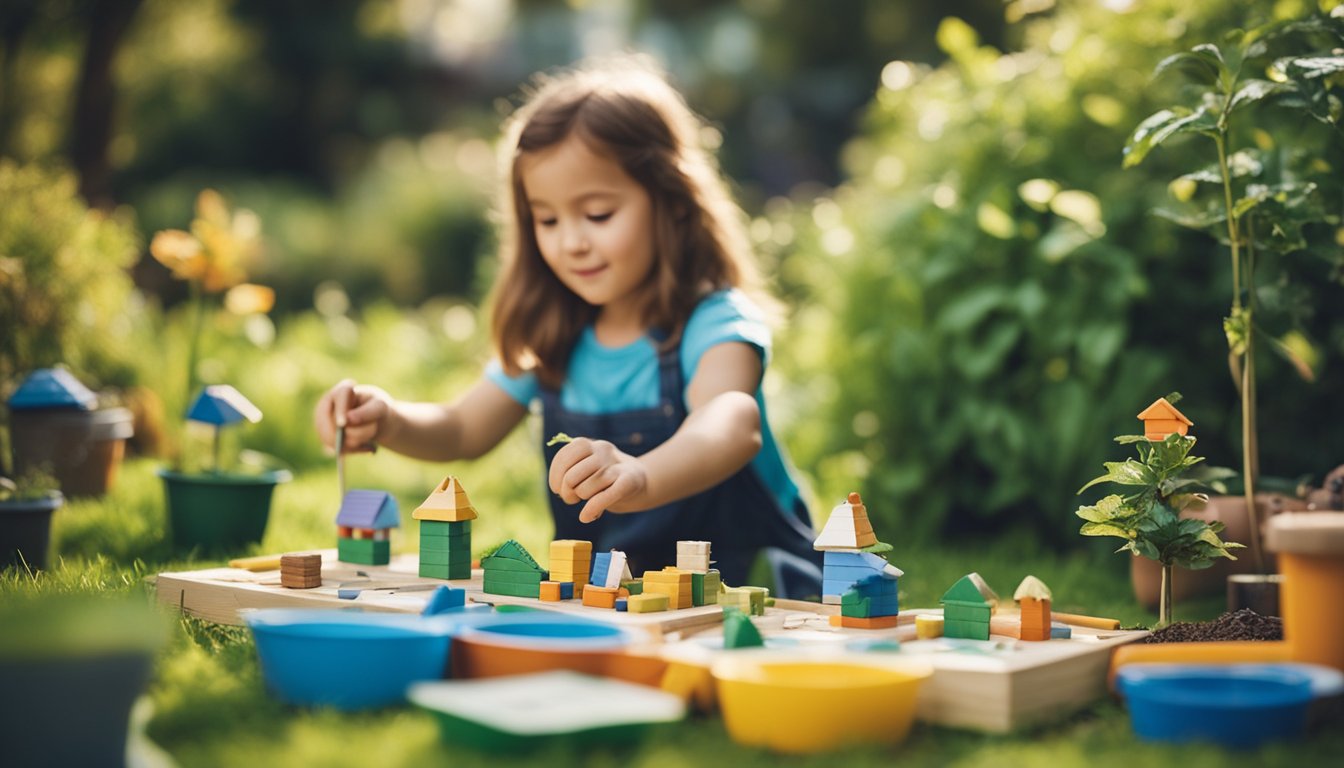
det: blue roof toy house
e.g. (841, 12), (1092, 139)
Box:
(7, 368), (97, 411)
(336, 490), (400, 565)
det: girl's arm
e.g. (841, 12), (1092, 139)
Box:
(315, 376), (528, 462)
(549, 341), (763, 523)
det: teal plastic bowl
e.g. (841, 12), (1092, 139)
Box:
(244, 609), (476, 710)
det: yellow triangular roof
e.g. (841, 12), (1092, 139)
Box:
(1137, 397), (1192, 426)
(412, 475), (478, 521)
(813, 492), (879, 550)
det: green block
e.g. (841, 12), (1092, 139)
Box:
(338, 537), (390, 565)
(420, 520), (471, 537)
(419, 548), (472, 566)
(723, 607), (764, 649)
(620, 579), (643, 596)
(483, 578), (540, 598)
(482, 558), (546, 573)
(943, 618), (989, 640)
(841, 597), (872, 618)
(419, 534), (470, 553)
(420, 562), (471, 580)
(944, 603), (991, 623)
(483, 569), (544, 586)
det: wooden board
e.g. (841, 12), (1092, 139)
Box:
(152, 551), (724, 635)
(661, 606), (1148, 733)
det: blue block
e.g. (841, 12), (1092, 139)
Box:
(591, 552), (612, 586)
(559, 581), (574, 600)
(823, 564), (888, 582)
(1051, 622), (1072, 639)
(615, 597), (628, 612)
(421, 585), (467, 615)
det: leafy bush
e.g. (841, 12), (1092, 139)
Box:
(770, 0), (1344, 542)
(0, 161), (143, 388)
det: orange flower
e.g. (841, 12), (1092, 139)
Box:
(224, 283), (276, 315)
(189, 189), (261, 293)
(149, 230), (205, 280)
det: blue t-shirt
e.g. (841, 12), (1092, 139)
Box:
(486, 288), (802, 514)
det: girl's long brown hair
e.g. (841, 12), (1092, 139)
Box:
(488, 54), (767, 388)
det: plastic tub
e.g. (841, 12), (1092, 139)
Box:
(1116, 664), (1319, 747)
(409, 671), (685, 752)
(243, 609), (464, 710)
(712, 654), (931, 753)
(450, 614), (665, 685)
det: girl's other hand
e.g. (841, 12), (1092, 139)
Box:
(314, 378), (392, 454)
(548, 437), (648, 523)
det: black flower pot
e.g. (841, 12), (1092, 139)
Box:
(0, 491), (62, 571)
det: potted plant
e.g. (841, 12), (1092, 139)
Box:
(0, 161), (142, 497)
(1075, 396), (1243, 626)
(1121, 12), (1344, 611)
(148, 190), (289, 554)
(0, 469), (63, 572)
(0, 593), (167, 766)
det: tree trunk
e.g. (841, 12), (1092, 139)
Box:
(70, 0), (142, 209)
(1159, 563), (1173, 627)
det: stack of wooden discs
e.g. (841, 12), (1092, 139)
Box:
(280, 553), (323, 589)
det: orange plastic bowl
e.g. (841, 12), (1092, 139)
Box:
(712, 655), (931, 753)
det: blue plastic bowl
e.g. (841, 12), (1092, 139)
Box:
(468, 618), (630, 649)
(1117, 664), (1316, 748)
(244, 609), (473, 710)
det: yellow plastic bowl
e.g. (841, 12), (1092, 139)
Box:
(711, 656), (931, 753)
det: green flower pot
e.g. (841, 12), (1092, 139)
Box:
(159, 468), (291, 553)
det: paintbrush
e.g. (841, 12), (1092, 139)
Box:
(336, 419), (346, 500)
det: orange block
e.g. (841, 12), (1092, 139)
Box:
(829, 614), (900, 629)
(539, 580), (562, 602)
(582, 585), (619, 609)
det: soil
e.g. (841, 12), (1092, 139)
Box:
(1142, 608), (1283, 643)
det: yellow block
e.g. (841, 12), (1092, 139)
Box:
(915, 615), (944, 639)
(627, 593), (671, 613)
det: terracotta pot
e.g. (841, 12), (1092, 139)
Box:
(1129, 493), (1307, 610)
(8, 407), (134, 497)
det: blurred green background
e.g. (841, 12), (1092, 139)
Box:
(3, 0), (1343, 545)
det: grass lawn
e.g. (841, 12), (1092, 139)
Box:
(4, 456), (1340, 768)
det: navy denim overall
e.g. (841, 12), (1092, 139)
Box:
(540, 330), (824, 599)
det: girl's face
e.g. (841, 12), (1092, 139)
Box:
(520, 134), (656, 321)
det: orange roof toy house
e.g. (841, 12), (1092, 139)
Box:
(1137, 397), (1192, 441)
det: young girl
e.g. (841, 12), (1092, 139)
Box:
(314, 56), (822, 597)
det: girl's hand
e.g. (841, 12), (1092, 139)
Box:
(548, 437), (649, 523)
(314, 378), (393, 454)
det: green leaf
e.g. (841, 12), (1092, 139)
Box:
(1077, 459), (1157, 494)
(1227, 79), (1288, 113)
(1152, 201), (1226, 230)
(1274, 55), (1344, 81)
(1123, 108), (1217, 168)
(1259, 326), (1317, 382)
(1153, 47), (1225, 84)
(1080, 521), (1132, 539)
(1076, 494), (1130, 523)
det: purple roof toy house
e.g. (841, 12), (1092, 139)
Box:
(336, 490), (399, 565)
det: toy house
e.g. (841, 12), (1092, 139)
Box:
(481, 539), (547, 598)
(813, 493), (903, 622)
(1137, 397), (1192, 440)
(412, 476), (476, 580)
(941, 572), (998, 640)
(676, 540), (720, 606)
(1014, 575), (1053, 641)
(336, 490), (399, 565)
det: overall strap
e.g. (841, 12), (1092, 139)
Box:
(649, 328), (685, 421)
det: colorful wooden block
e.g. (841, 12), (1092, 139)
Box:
(582, 585), (619, 609)
(915, 614), (944, 639)
(626, 593), (670, 613)
(540, 580), (562, 602)
(337, 537), (390, 565)
(828, 614), (900, 629)
(723, 607), (764, 648)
